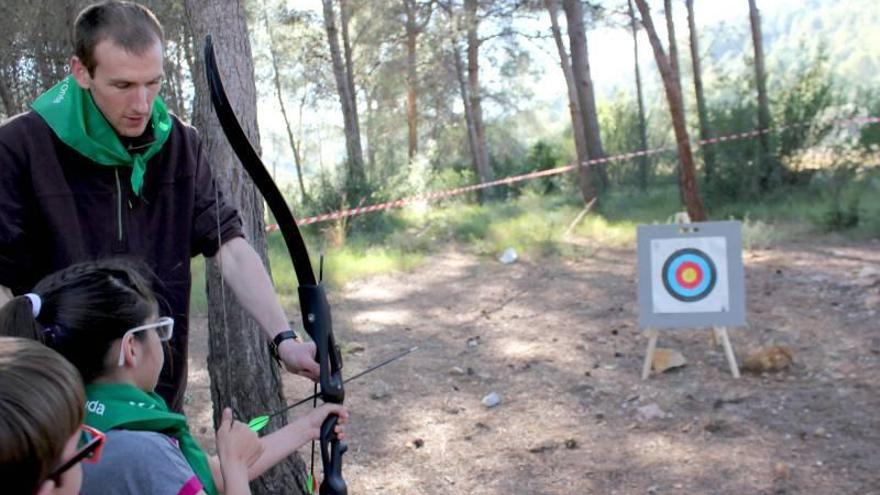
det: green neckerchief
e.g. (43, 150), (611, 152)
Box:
(84, 383), (218, 495)
(31, 75), (172, 196)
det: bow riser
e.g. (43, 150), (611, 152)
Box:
(299, 284), (344, 404)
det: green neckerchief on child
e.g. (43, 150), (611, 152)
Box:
(84, 383), (218, 495)
(31, 75), (172, 197)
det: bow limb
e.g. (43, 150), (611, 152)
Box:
(203, 35), (346, 495)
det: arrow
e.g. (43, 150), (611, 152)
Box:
(248, 346), (419, 431)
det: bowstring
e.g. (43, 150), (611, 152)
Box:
(214, 175), (234, 417)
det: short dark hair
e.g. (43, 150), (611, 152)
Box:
(0, 259), (159, 383)
(73, 1), (165, 75)
(0, 337), (85, 493)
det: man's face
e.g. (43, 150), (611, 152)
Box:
(71, 39), (164, 137)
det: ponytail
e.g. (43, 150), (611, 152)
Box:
(0, 259), (159, 383)
(0, 295), (47, 344)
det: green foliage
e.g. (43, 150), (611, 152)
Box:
(774, 50), (838, 163)
(320, 244), (424, 288)
(596, 185), (681, 225)
(808, 159), (867, 232)
(703, 84), (762, 199)
(504, 140), (567, 196)
(857, 88), (880, 151)
(598, 95), (648, 186)
(699, 50), (838, 199)
(424, 191), (591, 256)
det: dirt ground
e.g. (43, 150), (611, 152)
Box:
(185, 235), (880, 494)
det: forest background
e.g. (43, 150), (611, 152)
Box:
(2, 1), (879, 493)
(1, 0), (878, 286)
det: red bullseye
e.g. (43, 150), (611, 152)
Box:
(675, 261), (703, 289)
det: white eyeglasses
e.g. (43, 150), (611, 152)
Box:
(117, 317), (174, 367)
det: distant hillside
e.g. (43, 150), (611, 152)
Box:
(773, 0), (879, 90)
(707, 0), (880, 92)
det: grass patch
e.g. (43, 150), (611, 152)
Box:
(190, 232), (427, 315)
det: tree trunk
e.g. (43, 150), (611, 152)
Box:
(544, 0), (595, 204)
(404, 0), (419, 161)
(464, 0), (494, 201)
(322, 0), (366, 191)
(685, 0), (717, 185)
(163, 54), (182, 117)
(365, 88), (377, 180)
(340, 0), (360, 146)
(628, 0), (650, 191)
(663, 0), (686, 203)
(263, 3), (309, 202)
(664, 0), (681, 88)
(183, 20), (197, 121)
(634, 0), (707, 221)
(0, 68), (18, 117)
(748, 0), (776, 188)
(184, 0), (308, 493)
(174, 30), (189, 117)
(562, 0), (608, 192)
(295, 93), (309, 184)
(452, 42), (486, 202)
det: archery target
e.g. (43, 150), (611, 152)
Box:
(651, 237), (729, 314)
(661, 248), (717, 302)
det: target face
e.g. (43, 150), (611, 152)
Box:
(649, 236), (730, 314)
(661, 248), (717, 302)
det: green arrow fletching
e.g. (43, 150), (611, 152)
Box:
(248, 415), (270, 432)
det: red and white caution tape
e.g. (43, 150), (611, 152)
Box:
(266, 115), (880, 232)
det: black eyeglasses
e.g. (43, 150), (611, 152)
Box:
(45, 425), (105, 486)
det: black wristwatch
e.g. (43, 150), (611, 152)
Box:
(269, 330), (299, 363)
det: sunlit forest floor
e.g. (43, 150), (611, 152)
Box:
(183, 189), (880, 492)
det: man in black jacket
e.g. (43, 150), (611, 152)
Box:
(0, 1), (317, 411)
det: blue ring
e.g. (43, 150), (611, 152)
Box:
(661, 248), (717, 302)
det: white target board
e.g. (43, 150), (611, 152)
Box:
(638, 221), (745, 329)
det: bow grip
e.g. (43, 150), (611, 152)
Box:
(319, 415), (348, 495)
(298, 284), (344, 404)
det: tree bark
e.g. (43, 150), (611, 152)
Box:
(323, 0), (366, 191)
(685, 0), (717, 185)
(663, 0), (686, 203)
(664, 0), (681, 88)
(748, 0), (776, 188)
(544, 0), (595, 204)
(452, 41), (486, 201)
(184, 0), (308, 493)
(628, 0), (650, 191)
(634, 0), (707, 221)
(365, 88), (377, 180)
(163, 53), (183, 117)
(0, 68), (18, 117)
(562, 0), (608, 192)
(263, 3), (309, 202)
(404, 0), (419, 161)
(464, 0), (494, 201)
(340, 0), (360, 143)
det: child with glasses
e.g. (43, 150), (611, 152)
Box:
(0, 336), (102, 495)
(0, 259), (348, 495)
